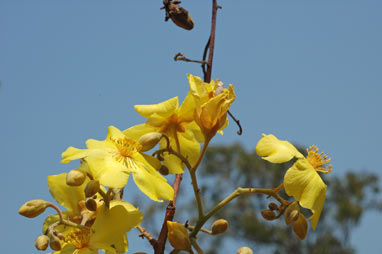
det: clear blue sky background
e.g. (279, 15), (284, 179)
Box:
(1, 0), (381, 253)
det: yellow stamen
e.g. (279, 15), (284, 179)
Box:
(306, 145), (332, 174)
(64, 229), (93, 249)
(110, 137), (142, 157)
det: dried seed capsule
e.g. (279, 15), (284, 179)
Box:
(19, 200), (48, 218)
(34, 235), (49, 251)
(84, 180), (100, 198)
(261, 209), (276, 221)
(66, 169), (86, 186)
(168, 3), (194, 30)
(211, 219), (229, 235)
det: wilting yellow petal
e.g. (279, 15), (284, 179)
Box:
(89, 200), (143, 247)
(256, 134), (303, 163)
(284, 158), (327, 230)
(47, 173), (87, 214)
(135, 97), (179, 118)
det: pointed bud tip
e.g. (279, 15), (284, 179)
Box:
(19, 200), (49, 218)
(34, 235), (49, 250)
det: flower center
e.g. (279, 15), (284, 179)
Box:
(110, 137), (142, 158)
(65, 229), (93, 249)
(160, 113), (186, 133)
(306, 145), (332, 174)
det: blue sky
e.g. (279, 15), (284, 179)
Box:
(1, 0), (381, 253)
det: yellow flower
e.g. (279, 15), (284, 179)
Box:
(53, 200), (143, 254)
(256, 134), (332, 230)
(188, 74), (235, 140)
(61, 126), (174, 202)
(125, 94), (203, 174)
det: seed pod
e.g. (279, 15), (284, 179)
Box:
(168, 3), (194, 30)
(138, 132), (163, 152)
(85, 198), (98, 211)
(211, 219), (229, 235)
(268, 202), (279, 211)
(84, 180), (100, 198)
(284, 201), (300, 225)
(237, 246), (253, 254)
(19, 200), (49, 218)
(66, 169), (86, 186)
(34, 235), (49, 251)
(261, 209), (276, 221)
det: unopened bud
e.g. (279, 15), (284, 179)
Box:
(85, 198), (98, 211)
(261, 209), (276, 221)
(19, 200), (49, 218)
(167, 221), (192, 252)
(66, 169), (86, 186)
(138, 132), (163, 152)
(268, 202), (279, 211)
(49, 235), (62, 251)
(211, 219), (229, 235)
(159, 165), (169, 176)
(292, 214), (308, 240)
(84, 180), (100, 198)
(34, 235), (49, 250)
(284, 201), (300, 225)
(237, 246), (253, 254)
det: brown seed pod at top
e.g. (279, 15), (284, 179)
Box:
(161, 0), (194, 30)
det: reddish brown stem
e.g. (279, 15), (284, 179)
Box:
(205, 0), (218, 83)
(154, 174), (183, 254)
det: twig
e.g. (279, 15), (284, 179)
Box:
(174, 52), (208, 65)
(227, 110), (243, 135)
(137, 225), (157, 247)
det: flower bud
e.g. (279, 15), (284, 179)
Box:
(138, 132), (163, 152)
(268, 202), (279, 211)
(85, 198), (98, 211)
(261, 209), (276, 221)
(19, 200), (48, 218)
(284, 201), (300, 225)
(211, 219), (229, 235)
(167, 221), (192, 252)
(49, 235), (62, 251)
(66, 169), (86, 186)
(237, 246), (253, 254)
(84, 180), (100, 198)
(159, 165), (169, 176)
(34, 235), (49, 250)
(292, 214), (308, 240)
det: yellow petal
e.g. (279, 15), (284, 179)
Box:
(61, 147), (89, 163)
(188, 74), (208, 103)
(178, 92), (196, 122)
(256, 134), (303, 163)
(86, 154), (130, 189)
(134, 97), (179, 118)
(284, 158), (327, 230)
(89, 200), (143, 247)
(131, 153), (174, 202)
(123, 124), (157, 140)
(47, 173), (87, 214)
